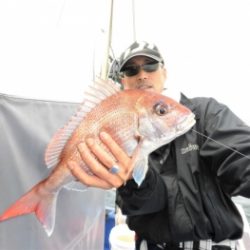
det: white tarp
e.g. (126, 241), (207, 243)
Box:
(0, 93), (105, 250)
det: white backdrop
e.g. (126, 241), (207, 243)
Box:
(0, 0), (250, 124)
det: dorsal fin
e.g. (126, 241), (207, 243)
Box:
(45, 78), (120, 168)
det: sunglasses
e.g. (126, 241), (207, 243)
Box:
(120, 62), (162, 77)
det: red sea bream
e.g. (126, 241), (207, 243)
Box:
(0, 79), (195, 236)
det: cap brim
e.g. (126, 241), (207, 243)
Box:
(119, 53), (162, 72)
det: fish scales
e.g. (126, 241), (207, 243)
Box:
(0, 81), (196, 236)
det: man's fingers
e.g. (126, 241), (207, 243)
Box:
(77, 142), (113, 176)
(77, 142), (126, 187)
(86, 138), (117, 171)
(99, 132), (130, 166)
(67, 161), (112, 189)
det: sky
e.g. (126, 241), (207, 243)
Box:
(0, 0), (250, 124)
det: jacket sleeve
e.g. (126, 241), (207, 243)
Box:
(198, 97), (250, 197)
(116, 166), (167, 216)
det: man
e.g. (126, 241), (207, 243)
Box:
(68, 41), (250, 250)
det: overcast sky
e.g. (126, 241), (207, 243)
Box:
(0, 0), (250, 124)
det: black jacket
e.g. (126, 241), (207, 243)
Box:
(116, 94), (250, 243)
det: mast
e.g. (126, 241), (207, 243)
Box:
(100, 0), (114, 80)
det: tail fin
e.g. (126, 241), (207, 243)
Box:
(0, 182), (59, 237)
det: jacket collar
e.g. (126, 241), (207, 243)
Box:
(180, 93), (200, 120)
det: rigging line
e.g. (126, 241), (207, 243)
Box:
(192, 128), (250, 160)
(132, 0), (136, 41)
(57, 0), (67, 27)
(101, 0), (114, 80)
(110, 45), (117, 61)
(92, 46), (96, 81)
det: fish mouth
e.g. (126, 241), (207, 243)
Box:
(176, 113), (196, 136)
(153, 113), (196, 144)
(144, 113), (196, 156)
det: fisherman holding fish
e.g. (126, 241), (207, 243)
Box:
(1, 41), (249, 249)
(68, 41), (250, 250)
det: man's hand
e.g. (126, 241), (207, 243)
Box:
(67, 131), (134, 189)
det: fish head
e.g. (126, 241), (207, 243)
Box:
(135, 91), (196, 152)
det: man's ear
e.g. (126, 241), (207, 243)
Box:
(120, 78), (125, 84)
(120, 78), (125, 90)
(120, 83), (124, 90)
(163, 67), (167, 81)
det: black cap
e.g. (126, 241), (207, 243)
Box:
(118, 41), (164, 72)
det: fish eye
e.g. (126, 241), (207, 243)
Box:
(153, 102), (169, 116)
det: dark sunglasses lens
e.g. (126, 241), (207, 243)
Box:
(122, 62), (160, 77)
(123, 66), (139, 77)
(143, 62), (159, 72)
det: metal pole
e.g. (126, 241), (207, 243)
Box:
(101, 0), (114, 80)
(132, 0), (136, 42)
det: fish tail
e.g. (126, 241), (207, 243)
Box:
(0, 181), (59, 237)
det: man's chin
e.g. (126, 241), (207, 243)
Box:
(137, 85), (154, 91)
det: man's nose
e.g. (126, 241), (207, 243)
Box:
(136, 69), (148, 80)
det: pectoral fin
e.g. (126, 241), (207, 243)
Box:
(126, 137), (149, 186)
(132, 156), (148, 186)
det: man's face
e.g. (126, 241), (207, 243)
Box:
(120, 56), (167, 93)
